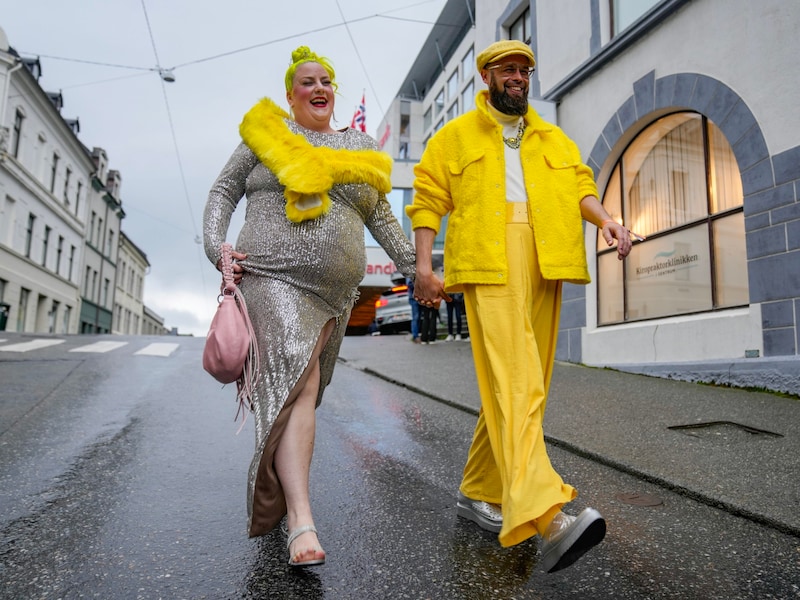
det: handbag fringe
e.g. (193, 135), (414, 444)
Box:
(228, 283), (260, 430)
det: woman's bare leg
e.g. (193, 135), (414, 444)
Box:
(274, 320), (334, 563)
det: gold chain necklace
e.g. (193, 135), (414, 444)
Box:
(502, 120), (526, 149)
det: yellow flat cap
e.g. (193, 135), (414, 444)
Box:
(476, 40), (535, 70)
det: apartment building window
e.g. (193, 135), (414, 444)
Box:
(597, 112), (747, 324)
(611, 0), (660, 35)
(68, 245), (76, 280)
(12, 109), (25, 159)
(447, 71), (459, 101)
(75, 181), (82, 215)
(63, 168), (72, 205)
(96, 218), (103, 247)
(25, 213), (36, 258)
(434, 90), (445, 116)
(447, 102), (458, 122)
(84, 266), (91, 297)
(510, 7), (531, 44)
(56, 236), (64, 275)
(462, 80), (475, 112)
(1, 195), (16, 245)
(92, 270), (98, 302)
(106, 230), (114, 257)
(89, 211), (96, 245)
(103, 278), (110, 308)
(461, 47), (474, 80)
(41, 226), (51, 267)
(423, 107), (432, 131)
(50, 152), (60, 193)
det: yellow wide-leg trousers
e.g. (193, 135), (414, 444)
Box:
(459, 203), (577, 547)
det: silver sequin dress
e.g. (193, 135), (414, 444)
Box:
(203, 122), (415, 537)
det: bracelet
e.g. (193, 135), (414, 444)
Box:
(600, 219), (616, 228)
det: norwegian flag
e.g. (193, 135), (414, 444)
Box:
(350, 92), (366, 132)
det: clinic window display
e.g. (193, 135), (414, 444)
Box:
(597, 112), (748, 325)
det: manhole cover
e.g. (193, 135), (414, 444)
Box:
(668, 421), (783, 443)
(615, 492), (663, 506)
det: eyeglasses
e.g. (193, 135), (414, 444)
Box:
(487, 64), (535, 79)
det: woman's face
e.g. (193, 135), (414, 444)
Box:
(286, 62), (335, 132)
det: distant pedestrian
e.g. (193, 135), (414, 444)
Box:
(419, 300), (439, 344)
(445, 292), (464, 341)
(407, 277), (421, 343)
(407, 40), (633, 572)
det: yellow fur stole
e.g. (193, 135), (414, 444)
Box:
(239, 97), (393, 223)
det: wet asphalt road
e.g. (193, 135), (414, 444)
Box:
(0, 333), (798, 599)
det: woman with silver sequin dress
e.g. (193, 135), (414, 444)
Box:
(203, 46), (415, 567)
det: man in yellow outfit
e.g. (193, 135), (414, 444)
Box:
(407, 40), (633, 573)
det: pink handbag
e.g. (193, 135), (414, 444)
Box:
(203, 242), (260, 418)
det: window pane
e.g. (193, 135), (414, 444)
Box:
(461, 80), (475, 112)
(708, 121), (743, 213)
(435, 90), (444, 116)
(447, 102), (458, 121)
(713, 213), (748, 307)
(461, 47), (474, 80)
(624, 114), (708, 237)
(626, 224), (712, 320)
(613, 0), (660, 34)
(598, 165), (623, 251)
(597, 253), (625, 324)
(448, 71), (459, 100)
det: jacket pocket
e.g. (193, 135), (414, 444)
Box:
(543, 152), (579, 199)
(447, 150), (485, 201)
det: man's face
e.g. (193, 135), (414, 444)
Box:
(482, 55), (531, 116)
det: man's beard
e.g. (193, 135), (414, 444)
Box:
(488, 77), (528, 116)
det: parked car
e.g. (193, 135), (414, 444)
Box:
(373, 282), (413, 335)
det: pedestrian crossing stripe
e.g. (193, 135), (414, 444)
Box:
(69, 341), (129, 353)
(134, 343), (179, 357)
(0, 339), (66, 352)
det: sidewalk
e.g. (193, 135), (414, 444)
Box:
(338, 334), (800, 538)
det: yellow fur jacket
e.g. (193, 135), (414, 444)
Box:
(407, 90), (597, 287)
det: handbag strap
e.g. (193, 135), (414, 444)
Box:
(220, 242), (236, 295)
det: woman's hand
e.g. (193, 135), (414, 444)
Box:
(217, 250), (248, 285)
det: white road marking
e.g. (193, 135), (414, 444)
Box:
(69, 341), (129, 353)
(134, 343), (179, 357)
(0, 339), (66, 352)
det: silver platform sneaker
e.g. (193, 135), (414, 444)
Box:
(540, 508), (606, 573)
(456, 492), (503, 533)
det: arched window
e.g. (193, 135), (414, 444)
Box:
(597, 112), (748, 325)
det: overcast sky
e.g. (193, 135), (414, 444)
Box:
(2, 0), (445, 335)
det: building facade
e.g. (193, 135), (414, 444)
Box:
(114, 232), (149, 336)
(79, 147), (124, 333)
(0, 34), (89, 334)
(378, 0), (800, 373)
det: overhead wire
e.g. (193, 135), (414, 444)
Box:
(139, 0), (208, 292)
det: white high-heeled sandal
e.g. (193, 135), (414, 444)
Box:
(286, 524), (326, 567)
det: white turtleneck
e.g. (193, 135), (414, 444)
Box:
(487, 102), (527, 202)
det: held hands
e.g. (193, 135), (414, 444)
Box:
(413, 271), (450, 307)
(217, 249), (248, 285)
